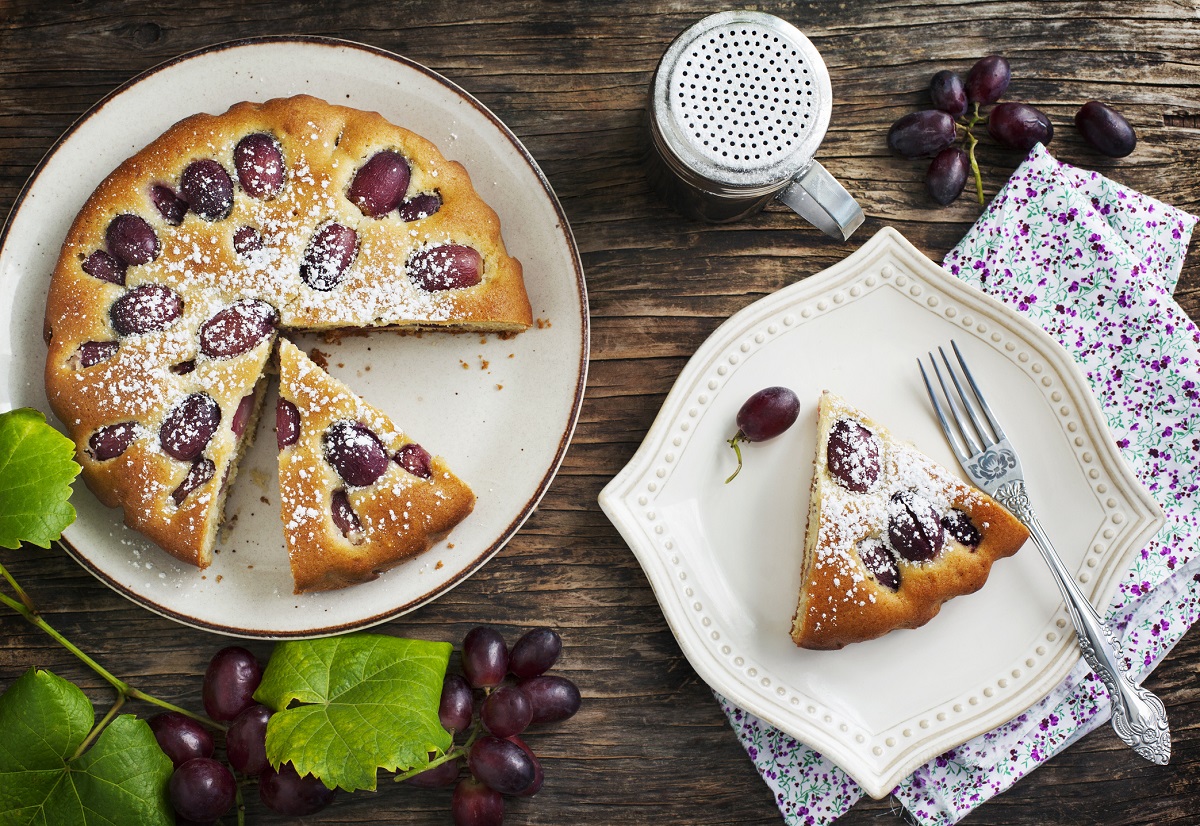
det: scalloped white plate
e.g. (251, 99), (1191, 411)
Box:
(598, 227), (1162, 798)
(0, 37), (588, 638)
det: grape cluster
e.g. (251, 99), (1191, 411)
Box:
(150, 646), (335, 823)
(408, 626), (582, 826)
(888, 56), (1137, 207)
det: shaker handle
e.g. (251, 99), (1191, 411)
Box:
(776, 161), (864, 241)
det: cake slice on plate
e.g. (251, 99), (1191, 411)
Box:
(791, 391), (1029, 650)
(276, 339), (475, 593)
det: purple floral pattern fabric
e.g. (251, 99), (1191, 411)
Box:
(720, 145), (1198, 825)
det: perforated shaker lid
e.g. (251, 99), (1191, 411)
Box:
(651, 11), (833, 191)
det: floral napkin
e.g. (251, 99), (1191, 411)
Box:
(718, 144), (1199, 825)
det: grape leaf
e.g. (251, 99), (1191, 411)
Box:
(255, 633), (452, 792)
(0, 409), (81, 549)
(0, 668), (174, 826)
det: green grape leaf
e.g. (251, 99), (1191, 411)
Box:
(0, 409), (81, 549)
(255, 633), (452, 792)
(0, 668), (174, 826)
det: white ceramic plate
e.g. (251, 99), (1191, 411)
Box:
(599, 227), (1162, 798)
(0, 37), (588, 638)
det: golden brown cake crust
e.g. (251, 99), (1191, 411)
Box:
(43, 95), (528, 568)
(790, 392), (1029, 650)
(277, 341), (475, 593)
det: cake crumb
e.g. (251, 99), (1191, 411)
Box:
(309, 348), (330, 369)
(459, 360), (469, 369)
(435, 560), (444, 570)
(215, 575), (223, 583)
(535, 317), (552, 329)
(496, 384), (503, 391)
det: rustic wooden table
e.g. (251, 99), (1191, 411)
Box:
(2, 1), (1197, 824)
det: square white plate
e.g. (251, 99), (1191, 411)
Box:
(599, 227), (1162, 798)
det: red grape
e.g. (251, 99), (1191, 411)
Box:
(276, 399), (300, 449)
(508, 627), (562, 679)
(987, 101), (1053, 151)
(148, 712), (213, 768)
(398, 191), (442, 222)
(324, 420), (389, 486)
(929, 70), (967, 118)
(199, 299), (277, 359)
(330, 489), (364, 538)
(506, 735), (544, 797)
(150, 184), (188, 226)
(481, 686), (533, 738)
(231, 392), (256, 439)
(76, 341), (119, 368)
(81, 250), (126, 285)
(395, 442), (433, 479)
(468, 735), (536, 795)
(181, 159), (234, 221)
(348, 150), (411, 217)
(518, 675), (581, 725)
(202, 646), (262, 722)
(887, 110), (957, 159)
(926, 146), (969, 206)
(110, 284), (182, 335)
(966, 55), (1010, 104)
(408, 244), (483, 292)
(451, 777), (503, 826)
(887, 490), (944, 562)
(1075, 101), (1136, 157)
(88, 422), (139, 460)
(226, 703), (272, 776)
(300, 223), (358, 291)
(725, 385), (800, 482)
(234, 133), (285, 199)
(169, 757), (236, 822)
(462, 627), (508, 689)
(159, 393), (221, 461)
(439, 673), (474, 734)
(172, 458), (215, 506)
(857, 538), (901, 591)
(106, 214), (159, 266)
(406, 759), (461, 789)
(258, 763), (336, 816)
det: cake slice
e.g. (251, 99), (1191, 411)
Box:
(276, 339), (475, 592)
(791, 392), (1029, 650)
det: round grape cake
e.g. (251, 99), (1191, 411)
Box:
(42, 95), (531, 582)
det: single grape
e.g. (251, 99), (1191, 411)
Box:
(324, 420), (389, 486)
(348, 150), (411, 217)
(886, 110), (957, 159)
(506, 735), (544, 797)
(110, 284), (183, 335)
(226, 703), (272, 776)
(106, 214), (160, 266)
(199, 299), (277, 359)
(231, 392), (256, 439)
(172, 458), (215, 506)
(330, 489), (364, 538)
(887, 490), (945, 562)
(276, 399), (300, 449)
(148, 712), (214, 768)
(408, 244), (483, 292)
(150, 184), (188, 226)
(181, 159), (234, 222)
(468, 735), (536, 795)
(76, 341), (119, 368)
(987, 102), (1053, 151)
(234, 133), (285, 199)
(258, 763), (337, 816)
(462, 627), (509, 689)
(725, 386), (800, 483)
(169, 757), (236, 822)
(202, 646), (263, 722)
(300, 222), (358, 291)
(395, 442), (433, 478)
(159, 393), (221, 461)
(1075, 101), (1136, 157)
(856, 538), (901, 591)
(81, 249), (126, 285)
(398, 191), (442, 222)
(233, 226), (264, 256)
(481, 685), (533, 738)
(405, 758), (461, 788)
(451, 777), (504, 826)
(965, 55), (1010, 104)
(942, 509), (982, 548)
(439, 673), (474, 734)
(88, 422), (139, 460)
(509, 627), (562, 679)
(826, 418), (881, 492)
(929, 70), (967, 118)
(925, 146), (969, 206)
(518, 675), (581, 725)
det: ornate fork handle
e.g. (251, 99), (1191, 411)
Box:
(993, 480), (1171, 765)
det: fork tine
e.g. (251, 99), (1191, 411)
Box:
(951, 339), (1008, 442)
(938, 345), (996, 447)
(918, 359), (972, 465)
(929, 352), (985, 456)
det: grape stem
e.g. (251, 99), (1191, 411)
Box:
(0, 556), (226, 742)
(725, 432), (746, 484)
(392, 718), (483, 783)
(964, 102), (986, 205)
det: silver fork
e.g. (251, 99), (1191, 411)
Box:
(919, 341), (1170, 765)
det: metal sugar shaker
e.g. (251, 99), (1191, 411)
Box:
(646, 11), (864, 240)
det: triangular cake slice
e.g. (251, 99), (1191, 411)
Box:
(791, 391), (1029, 650)
(276, 339), (475, 592)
